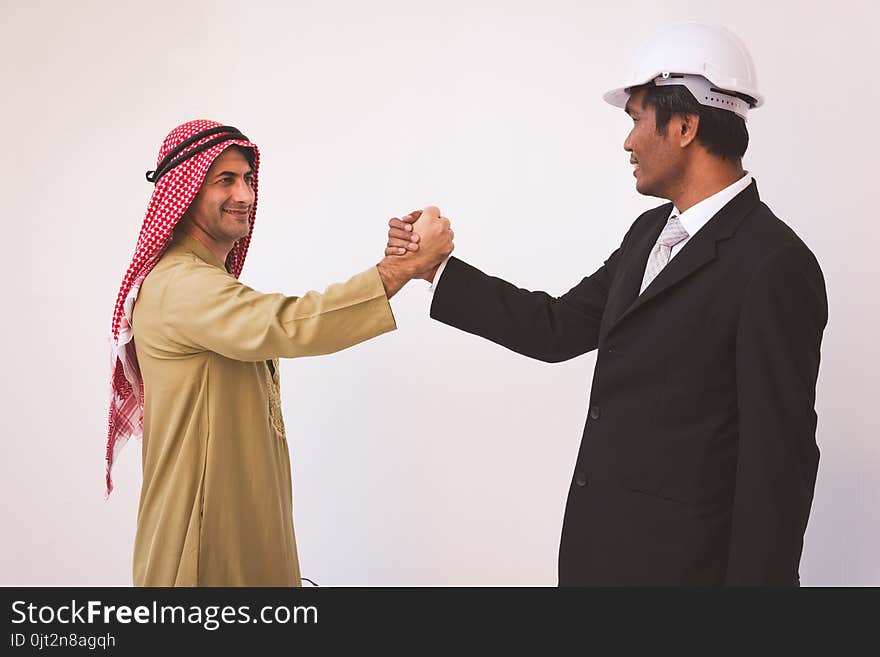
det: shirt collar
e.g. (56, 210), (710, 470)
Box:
(672, 172), (753, 239)
(172, 233), (230, 272)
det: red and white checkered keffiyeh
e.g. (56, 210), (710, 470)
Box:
(105, 119), (260, 497)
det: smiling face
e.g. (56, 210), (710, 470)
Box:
(623, 89), (686, 200)
(183, 146), (255, 249)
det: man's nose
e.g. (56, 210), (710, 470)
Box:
(623, 131), (633, 152)
(233, 178), (255, 202)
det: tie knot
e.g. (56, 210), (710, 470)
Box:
(658, 215), (688, 248)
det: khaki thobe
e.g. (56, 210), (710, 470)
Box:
(130, 235), (396, 586)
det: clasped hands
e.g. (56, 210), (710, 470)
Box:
(376, 206), (454, 298)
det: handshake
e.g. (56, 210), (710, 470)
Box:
(376, 206), (455, 298)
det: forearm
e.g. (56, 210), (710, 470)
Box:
(430, 257), (609, 363)
(165, 265), (397, 360)
(724, 414), (819, 586)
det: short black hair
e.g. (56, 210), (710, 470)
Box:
(634, 83), (750, 161)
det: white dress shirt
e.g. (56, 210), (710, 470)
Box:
(638, 172), (753, 294)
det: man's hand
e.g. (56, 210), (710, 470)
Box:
(377, 206), (454, 298)
(385, 207), (454, 280)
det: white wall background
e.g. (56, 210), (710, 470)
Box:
(1, 0), (877, 586)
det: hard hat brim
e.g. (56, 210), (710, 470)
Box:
(603, 86), (634, 109)
(603, 76), (764, 117)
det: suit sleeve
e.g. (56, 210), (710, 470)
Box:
(725, 245), (828, 585)
(429, 241), (628, 363)
(160, 262), (397, 361)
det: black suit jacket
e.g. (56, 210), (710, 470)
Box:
(430, 181), (828, 586)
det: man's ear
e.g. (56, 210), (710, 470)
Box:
(679, 113), (700, 148)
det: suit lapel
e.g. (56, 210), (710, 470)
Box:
(600, 204), (669, 336)
(604, 180), (761, 336)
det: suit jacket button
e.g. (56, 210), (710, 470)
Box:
(575, 473), (588, 487)
(589, 405), (601, 420)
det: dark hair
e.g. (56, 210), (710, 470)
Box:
(230, 144), (257, 170)
(635, 83), (750, 161)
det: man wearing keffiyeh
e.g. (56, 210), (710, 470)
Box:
(107, 120), (452, 586)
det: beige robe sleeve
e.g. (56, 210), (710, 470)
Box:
(160, 260), (396, 361)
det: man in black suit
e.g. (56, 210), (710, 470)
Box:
(385, 24), (827, 586)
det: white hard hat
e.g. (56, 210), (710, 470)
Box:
(603, 23), (763, 121)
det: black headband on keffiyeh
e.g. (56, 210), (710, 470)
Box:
(145, 125), (250, 184)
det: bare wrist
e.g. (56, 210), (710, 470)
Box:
(418, 264), (440, 283)
(377, 258), (412, 299)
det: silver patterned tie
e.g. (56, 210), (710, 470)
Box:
(642, 214), (689, 290)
